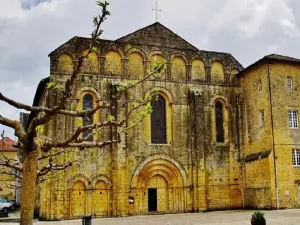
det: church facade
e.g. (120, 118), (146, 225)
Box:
(36, 22), (300, 220)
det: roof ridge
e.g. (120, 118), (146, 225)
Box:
(115, 22), (199, 51)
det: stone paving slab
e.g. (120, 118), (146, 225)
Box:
(2, 209), (300, 225)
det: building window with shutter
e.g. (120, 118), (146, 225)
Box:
(289, 110), (298, 128)
(292, 149), (300, 167)
(287, 76), (293, 91)
(259, 110), (265, 128)
(151, 94), (167, 144)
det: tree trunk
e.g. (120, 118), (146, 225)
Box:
(20, 149), (38, 225)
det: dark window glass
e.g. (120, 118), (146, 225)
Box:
(151, 95), (166, 144)
(82, 94), (94, 141)
(215, 101), (224, 143)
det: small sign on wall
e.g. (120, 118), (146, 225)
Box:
(129, 196), (134, 204)
(285, 190), (290, 196)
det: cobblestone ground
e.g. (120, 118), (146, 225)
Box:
(2, 209), (300, 225)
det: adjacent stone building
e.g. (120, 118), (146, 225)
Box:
(0, 137), (18, 201)
(238, 55), (300, 209)
(33, 22), (300, 220)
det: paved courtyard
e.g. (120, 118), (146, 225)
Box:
(2, 209), (300, 225)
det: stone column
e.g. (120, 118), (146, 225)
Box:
(51, 59), (59, 74)
(99, 56), (106, 75)
(144, 60), (150, 78)
(205, 66), (212, 83)
(186, 64), (192, 82)
(122, 58), (128, 78)
(225, 67), (231, 84)
(166, 62), (172, 81)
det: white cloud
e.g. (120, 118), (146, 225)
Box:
(1, 0), (300, 138)
(209, 0), (299, 39)
(0, 0), (24, 18)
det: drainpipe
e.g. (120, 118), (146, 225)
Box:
(267, 62), (279, 209)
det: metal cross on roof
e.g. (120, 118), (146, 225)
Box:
(152, 2), (162, 22)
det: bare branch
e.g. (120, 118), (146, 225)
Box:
(0, 170), (22, 181)
(0, 92), (105, 117)
(26, 6), (110, 135)
(119, 114), (146, 134)
(38, 160), (76, 177)
(65, 139), (119, 148)
(0, 180), (22, 189)
(0, 92), (46, 113)
(41, 121), (121, 151)
(0, 114), (25, 139)
(38, 148), (73, 161)
(0, 158), (22, 172)
(113, 63), (165, 100)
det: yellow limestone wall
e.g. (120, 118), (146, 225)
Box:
(104, 51), (122, 75)
(40, 42), (244, 220)
(57, 54), (73, 74)
(0, 151), (18, 200)
(171, 57), (186, 81)
(267, 63), (300, 208)
(150, 54), (166, 80)
(240, 61), (300, 209)
(82, 50), (99, 73)
(191, 59), (205, 81)
(127, 52), (144, 78)
(240, 64), (274, 208)
(211, 61), (225, 83)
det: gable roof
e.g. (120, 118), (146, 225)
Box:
(264, 54), (300, 63)
(237, 54), (300, 77)
(0, 137), (16, 152)
(116, 22), (198, 51)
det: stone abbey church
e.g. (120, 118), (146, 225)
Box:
(36, 22), (300, 220)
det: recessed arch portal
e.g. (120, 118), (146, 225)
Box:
(130, 156), (187, 213)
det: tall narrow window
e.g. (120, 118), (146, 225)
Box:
(287, 76), (293, 91)
(258, 79), (262, 91)
(289, 110), (298, 128)
(259, 110), (265, 128)
(82, 94), (94, 141)
(292, 149), (300, 167)
(215, 101), (224, 142)
(151, 95), (166, 144)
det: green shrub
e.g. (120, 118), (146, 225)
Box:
(252, 211), (265, 220)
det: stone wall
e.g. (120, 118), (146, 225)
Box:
(38, 23), (244, 220)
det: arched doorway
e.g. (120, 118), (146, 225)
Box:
(131, 157), (186, 214)
(147, 174), (168, 212)
(70, 181), (86, 218)
(230, 188), (243, 209)
(93, 181), (109, 217)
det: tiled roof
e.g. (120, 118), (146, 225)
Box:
(237, 54), (300, 77)
(0, 137), (16, 151)
(264, 54), (300, 63)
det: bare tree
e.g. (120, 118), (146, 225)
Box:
(0, 1), (165, 225)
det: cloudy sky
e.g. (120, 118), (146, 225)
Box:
(0, 0), (300, 138)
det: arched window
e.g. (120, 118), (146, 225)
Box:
(215, 101), (224, 142)
(151, 95), (166, 144)
(82, 94), (94, 141)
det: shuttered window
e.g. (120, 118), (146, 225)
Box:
(289, 110), (298, 128)
(292, 149), (300, 167)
